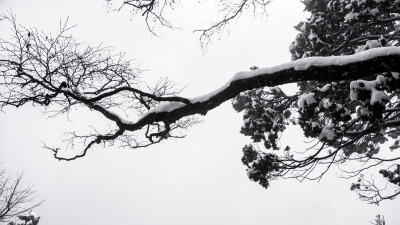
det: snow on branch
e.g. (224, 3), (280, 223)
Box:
(130, 46), (400, 128)
(2, 12), (400, 160)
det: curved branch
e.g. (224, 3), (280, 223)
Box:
(3, 17), (400, 161)
(128, 47), (400, 130)
(87, 86), (190, 104)
(53, 46), (400, 159)
(44, 128), (126, 161)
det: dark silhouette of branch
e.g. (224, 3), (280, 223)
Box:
(370, 215), (386, 225)
(106, 0), (176, 35)
(106, 0), (271, 47)
(2, 13), (400, 161)
(194, 0), (271, 48)
(0, 168), (43, 223)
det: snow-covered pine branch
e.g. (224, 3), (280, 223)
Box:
(130, 46), (400, 128)
(2, 0), (400, 205)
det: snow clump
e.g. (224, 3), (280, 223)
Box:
(297, 93), (317, 108)
(350, 76), (389, 105)
(319, 125), (336, 141)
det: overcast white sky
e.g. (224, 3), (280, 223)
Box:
(0, 0), (399, 224)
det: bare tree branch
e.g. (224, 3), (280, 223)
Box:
(106, 0), (272, 47)
(194, 0), (271, 49)
(0, 168), (43, 223)
(2, 13), (400, 167)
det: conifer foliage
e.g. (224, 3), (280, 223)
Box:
(0, 0), (400, 205)
(236, 0), (400, 204)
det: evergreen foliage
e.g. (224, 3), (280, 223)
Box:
(235, 0), (400, 204)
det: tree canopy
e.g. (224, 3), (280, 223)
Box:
(0, 0), (399, 205)
(237, 0), (400, 204)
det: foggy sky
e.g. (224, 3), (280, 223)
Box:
(0, 0), (399, 224)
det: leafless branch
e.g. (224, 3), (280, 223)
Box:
(0, 168), (43, 223)
(106, 0), (272, 47)
(2, 13), (400, 165)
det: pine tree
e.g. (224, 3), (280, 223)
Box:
(236, 0), (400, 204)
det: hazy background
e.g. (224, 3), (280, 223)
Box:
(0, 0), (399, 224)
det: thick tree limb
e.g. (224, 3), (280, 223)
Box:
(33, 46), (400, 160)
(48, 46), (400, 160)
(124, 47), (400, 131)
(2, 18), (400, 161)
